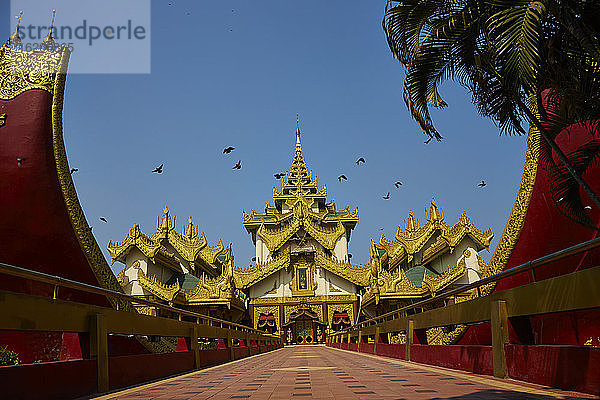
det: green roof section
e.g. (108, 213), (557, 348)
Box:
(404, 265), (439, 288)
(325, 211), (350, 217)
(167, 273), (200, 294)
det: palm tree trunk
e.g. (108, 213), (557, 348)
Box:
(515, 96), (600, 213)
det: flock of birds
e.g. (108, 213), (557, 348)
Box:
(166, 2), (237, 31)
(335, 156), (400, 200)
(63, 141), (492, 228)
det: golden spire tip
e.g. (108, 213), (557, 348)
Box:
(9, 11), (23, 47)
(42, 9), (57, 46)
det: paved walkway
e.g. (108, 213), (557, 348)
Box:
(94, 345), (592, 400)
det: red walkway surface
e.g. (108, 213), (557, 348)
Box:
(93, 346), (593, 400)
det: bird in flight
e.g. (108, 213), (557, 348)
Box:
(70, 168), (78, 174)
(383, 192), (390, 200)
(585, 205), (592, 210)
(478, 180), (486, 187)
(16, 157), (26, 167)
(152, 163), (164, 174)
(424, 137), (433, 144)
(233, 160), (242, 170)
(274, 173), (285, 179)
(223, 146), (235, 154)
(394, 181), (402, 188)
(99, 217), (107, 223)
(338, 174), (347, 182)
(355, 157), (365, 165)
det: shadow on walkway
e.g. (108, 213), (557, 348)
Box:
(430, 388), (586, 399)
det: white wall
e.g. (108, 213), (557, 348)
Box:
(249, 268), (293, 298)
(255, 236), (270, 265)
(333, 234), (348, 262)
(454, 246), (483, 285)
(121, 248), (176, 296)
(315, 267), (355, 295)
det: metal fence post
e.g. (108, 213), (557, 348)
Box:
(405, 320), (413, 361)
(357, 330), (362, 352)
(190, 325), (200, 369)
(90, 313), (109, 393)
(374, 327), (380, 355)
(227, 331), (234, 361)
(491, 300), (509, 378)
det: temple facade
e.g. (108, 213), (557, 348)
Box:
(361, 199), (494, 320)
(107, 209), (245, 320)
(106, 124), (494, 344)
(237, 126), (365, 344)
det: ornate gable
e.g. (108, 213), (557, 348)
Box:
(242, 126), (358, 254)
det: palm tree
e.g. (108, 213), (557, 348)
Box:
(383, 0), (600, 228)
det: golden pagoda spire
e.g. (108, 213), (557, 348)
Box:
(9, 11), (23, 47)
(185, 216), (196, 238)
(286, 115), (311, 186)
(295, 113), (301, 154)
(42, 9), (56, 47)
(427, 197), (444, 221)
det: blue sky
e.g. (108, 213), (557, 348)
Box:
(2, 1), (527, 273)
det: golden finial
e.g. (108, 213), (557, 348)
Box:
(429, 197), (442, 221)
(42, 9), (56, 47)
(9, 11), (23, 47)
(295, 113), (301, 154)
(185, 216), (195, 237)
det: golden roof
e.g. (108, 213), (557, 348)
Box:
(107, 207), (229, 275)
(233, 249), (370, 289)
(242, 125), (358, 253)
(378, 198), (493, 267)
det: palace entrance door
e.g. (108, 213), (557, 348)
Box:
(295, 318), (314, 344)
(284, 301), (326, 345)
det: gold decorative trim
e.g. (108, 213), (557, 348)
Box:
(254, 305), (280, 330)
(46, 46), (128, 310)
(116, 267), (126, 286)
(0, 46), (62, 100)
(136, 267), (180, 302)
(108, 209), (228, 275)
(327, 303), (354, 326)
(242, 127), (358, 254)
(328, 281), (342, 293)
(186, 260), (236, 302)
(250, 294), (357, 306)
(315, 251), (370, 286)
(284, 303), (323, 324)
(289, 254), (317, 296)
(379, 198), (493, 266)
(234, 253), (290, 289)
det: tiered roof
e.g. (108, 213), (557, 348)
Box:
(108, 207), (229, 276)
(378, 198), (493, 269)
(242, 126), (358, 253)
(110, 208), (243, 311)
(362, 199), (493, 306)
(238, 125), (365, 287)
